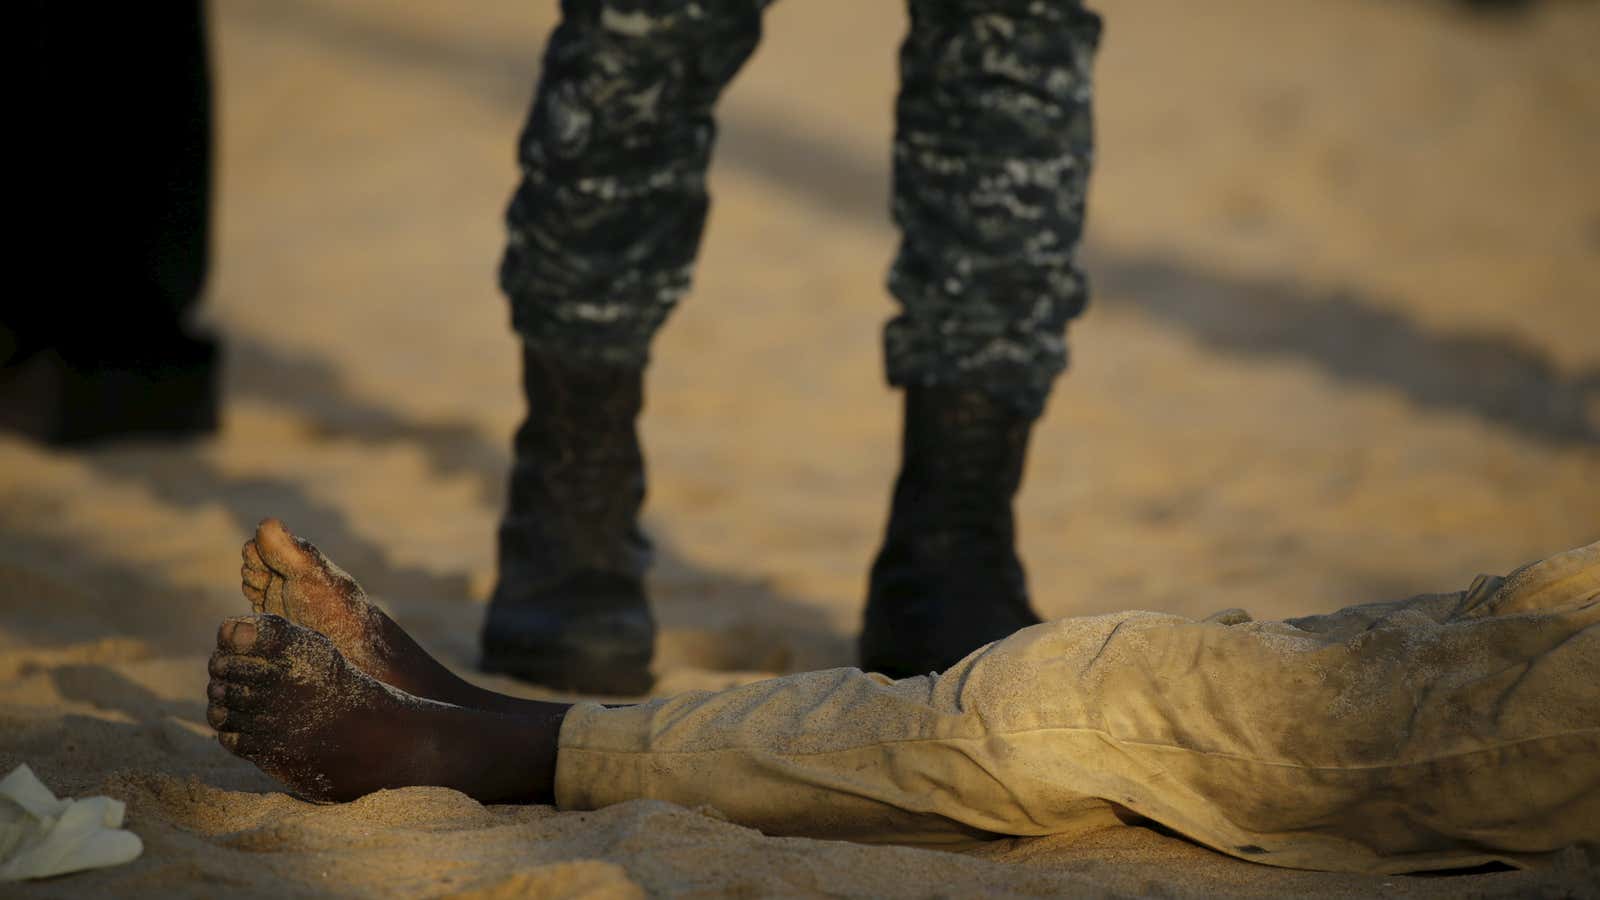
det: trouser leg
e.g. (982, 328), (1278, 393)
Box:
(884, 0), (1102, 419)
(861, 0), (1102, 678)
(487, 1), (767, 692)
(557, 542), (1600, 873)
(14, 0), (212, 350)
(499, 0), (767, 364)
(6, 1), (219, 444)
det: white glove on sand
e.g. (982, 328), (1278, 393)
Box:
(0, 764), (143, 881)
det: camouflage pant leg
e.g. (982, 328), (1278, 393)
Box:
(500, 0), (767, 367)
(886, 0), (1102, 418)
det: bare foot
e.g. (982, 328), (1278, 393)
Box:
(206, 614), (562, 803)
(240, 518), (540, 713)
(240, 519), (396, 680)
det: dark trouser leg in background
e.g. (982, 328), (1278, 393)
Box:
(6, 1), (220, 445)
(863, 0), (1102, 677)
(486, 1), (767, 693)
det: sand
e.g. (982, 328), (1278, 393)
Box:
(3, 0), (1598, 896)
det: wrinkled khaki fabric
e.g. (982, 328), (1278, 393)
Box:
(557, 542), (1600, 874)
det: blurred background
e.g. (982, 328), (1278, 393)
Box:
(3, 0), (1597, 693)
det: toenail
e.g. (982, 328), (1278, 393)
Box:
(232, 620), (258, 648)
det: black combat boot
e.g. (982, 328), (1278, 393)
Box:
(860, 386), (1043, 678)
(480, 346), (655, 694)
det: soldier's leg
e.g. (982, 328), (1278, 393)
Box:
(862, 0), (1103, 676)
(486, 0), (768, 694)
(6, 0), (219, 445)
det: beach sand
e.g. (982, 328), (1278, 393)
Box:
(3, 0), (1598, 895)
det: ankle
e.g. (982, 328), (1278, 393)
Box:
(896, 386), (1032, 491)
(414, 702), (568, 804)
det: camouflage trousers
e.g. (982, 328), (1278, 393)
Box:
(501, 0), (1102, 418)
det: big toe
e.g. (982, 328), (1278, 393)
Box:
(217, 613), (308, 658)
(255, 518), (324, 578)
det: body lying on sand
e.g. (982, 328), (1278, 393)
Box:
(211, 519), (1598, 875)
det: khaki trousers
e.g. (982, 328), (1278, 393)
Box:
(556, 542), (1599, 873)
